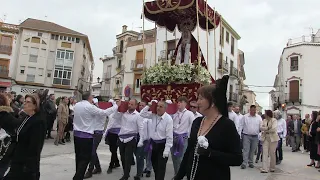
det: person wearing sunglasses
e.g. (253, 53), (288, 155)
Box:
(189, 101), (202, 119)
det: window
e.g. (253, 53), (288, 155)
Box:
(231, 36), (235, 55)
(83, 42), (86, 48)
(29, 47), (39, 62)
(24, 38), (30, 42)
(38, 68), (44, 76)
(220, 27), (225, 46)
(53, 66), (72, 86)
(56, 50), (74, 67)
(20, 66), (25, 74)
(0, 35), (13, 55)
(22, 46), (28, 54)
(134, 74), (142, 94)
(119, 40), (124, 53)
(72, 37), (75, 42)
(226, 31), (230, 43)
(68, 37), (71, 41)
(55, 35), (59, 40)
(61, 42), (71, 48)
(31, 37), (41, 44)
(76, 38), (80, 43)
(290, 56), (298, 71)
(0, 65), (8, 76)
(26, 67), (36, 82)
(38, 32), (42, 37)
(51, 34), (55, 39)
(60, 36), (63, 40)
(47, 70), (52, 77)
(135, 50), (144, 68)
(63, 36), (67, 41)
(167, 40), (176, 59)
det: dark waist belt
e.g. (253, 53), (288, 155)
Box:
(243, 133), (258, 137)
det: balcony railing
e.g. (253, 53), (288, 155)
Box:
(104, 73), (111, 81)
(0, 45), (12, 55)
(230, 67), (239, 78)
(0, 69), (9, 77)
(285, 92), (302, 103)
(218, 59), (228, 72)
(287, 35), (320, 46)
(229, 92), (238, 102)
(131, 60), (144, 70)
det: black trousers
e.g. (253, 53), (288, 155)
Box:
(46, 116), (55, 137)
(106, 133), (120, 168)
(3, 164), (40, 180)
(276, 138), (283, 162)
(73, 136), (93, 180)
(151, 141), (168, 180)
(303, 134), (309, 151)
(119, 138), (136, 178)
(88, 133), (103, 172)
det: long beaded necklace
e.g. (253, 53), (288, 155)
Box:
(190, 115), (220, 180)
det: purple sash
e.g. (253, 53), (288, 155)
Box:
(105, 128), (121, 137)
(74, 130), (93, 139)
(172, 132), (188, 157)
(94, 130), (104, 134)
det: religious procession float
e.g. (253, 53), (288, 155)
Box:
(140, 0), (221, 104)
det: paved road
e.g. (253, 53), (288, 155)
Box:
(40, 137), (320, 180)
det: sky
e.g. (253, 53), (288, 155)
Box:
(1, 0), (320, 109)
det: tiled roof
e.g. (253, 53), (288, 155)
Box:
(19, 18), (86, 36)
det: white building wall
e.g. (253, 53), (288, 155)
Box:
(101, 57), (117, 98)
(280, 45), (320, 116)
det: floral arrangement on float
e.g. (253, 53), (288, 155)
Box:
(140, 63), (212, 103)
(141, 63), (211, 85)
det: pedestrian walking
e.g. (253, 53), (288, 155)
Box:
(274, 110), (286, 165)
(288, 115), (302, 152)
(55, 96), (69, 146)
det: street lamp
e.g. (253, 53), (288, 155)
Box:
(97, 77), (100, 83)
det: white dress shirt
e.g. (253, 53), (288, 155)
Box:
(140, 106), (173, 153)
(277, 118), (287, 138)
(234, 113), (243, 136)
(239, 113), (262, 137)
(193, 111), (202, 119)
(142, 118), (152, 141)
(73, 100), (117, 134)
(114, 110), (144, 144)
(106, 113), (122, 130)
(93, 113), (107, 131)
(172, 108), (194, 135)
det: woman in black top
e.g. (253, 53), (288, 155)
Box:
(0, 93), (46, 180)
(307, 111), (320, 168)
(174, 75), (243, 180)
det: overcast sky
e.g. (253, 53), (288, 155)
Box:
(2, 0), (320, 109)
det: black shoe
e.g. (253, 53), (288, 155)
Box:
(255, 159), (258, 163)
(61, 139), (65, 143)
(113, 163), (120, 168)
(58, 141), (65, 145)
(47, 136), (54, 139)
(134, 176), (141, 180)
(241, 164), (246, 169)
(92, 168), (101, 174)
(249, 164), (254, 168)
(132, 161), (135, 166)
(107, 167), (112, 174)
(66, 139), (71, 142)
(84, 172), (92, 179)
(276, 160), (282, 165)
(146, 171), (151, 177)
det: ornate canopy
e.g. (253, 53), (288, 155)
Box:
(144, 0), (221, 32)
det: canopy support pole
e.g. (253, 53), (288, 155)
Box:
(213, 9), (217, 80)
(154, 22), (157, 65)
(205, 0), (209, 68)
(142, 0), (146, 71)
(196, 0), (201, 67)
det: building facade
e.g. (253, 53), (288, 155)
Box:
(156, 17), (241, 104)
(242, 85), (257, 114)
(100, 26), (156, 101)
(0, 22), (19, 92)
(11, 18), (94, 98)
(270, 30), (320, 118)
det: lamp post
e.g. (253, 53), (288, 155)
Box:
(97, 77), (100, 83)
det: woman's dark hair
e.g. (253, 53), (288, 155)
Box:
(15, 94), (23, 103)
(197, 75), (229, 117)
(0, 93), (9, 106)
(312, 111), (318, 122)
(265, 110), (273, 118)
(261, 114), (265, 119)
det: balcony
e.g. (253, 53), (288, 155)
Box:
(116, 65), (125, 73)
(0, 45), (12, 55)
(218, 59), (228, 73)
(0, 69), (9, 77)
(287, 35), (320, 46)
(290, 65), (298, 71)
(113, 46), (123, 57)
(230, 67), (239, 78)
(229, 92), (238, 103)
(104, 73), (111, 81)
(131, 60), (144, 71)
(285, 92), (302, 104)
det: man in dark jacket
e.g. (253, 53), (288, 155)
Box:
(44, 94), (57, 139)
(287, 114), (302, 152)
